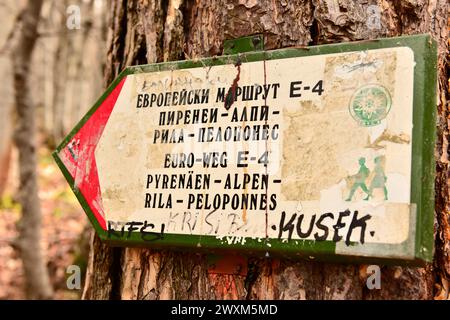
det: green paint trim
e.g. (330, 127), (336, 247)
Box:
(54, 34), (437, 266)
(223, 34), (264, 55)
(411, 36), (437, 263)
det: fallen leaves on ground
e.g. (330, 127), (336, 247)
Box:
(0, 146), (89, 299)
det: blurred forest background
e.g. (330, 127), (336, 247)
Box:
(0, 0), (106, 299)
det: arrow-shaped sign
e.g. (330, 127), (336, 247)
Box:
(54, 35), (437, 266)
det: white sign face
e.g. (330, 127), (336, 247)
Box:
(92, 46), (415, 255)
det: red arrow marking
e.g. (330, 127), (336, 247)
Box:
(58, 77), (127, 230)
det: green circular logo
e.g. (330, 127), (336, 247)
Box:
(349, 84), (392, 127)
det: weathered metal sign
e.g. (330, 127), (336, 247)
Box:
(54, 34), (437, 265)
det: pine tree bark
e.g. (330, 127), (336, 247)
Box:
(11, 0), (53, 299)
(83, 0), (449, 300)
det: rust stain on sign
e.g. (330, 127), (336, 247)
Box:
(224, 59), (242, 110)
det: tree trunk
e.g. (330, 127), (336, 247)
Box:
(50, 0), (70, 147)
(83, 0), (449, 300)
(69, 0), (94, 131)
(0, 2), (17, 197)
(11, 0), (53, 300)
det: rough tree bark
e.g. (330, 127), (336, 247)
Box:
(11, 0), (53, 299)
(83, 0), (449, 300)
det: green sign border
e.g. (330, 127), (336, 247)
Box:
(53, 34), (437, 266)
